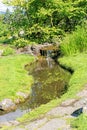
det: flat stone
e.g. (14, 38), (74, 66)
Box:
(16, 92), (29, 99)
(61, 99), (76, 106)
(13, 128), (25, 130)
(73, 98), (87, 108)
(47, 106), (75, 116)
(77, 90), (87, 98)
(38, 118), (66, 130)
(25, 118), (48, 130)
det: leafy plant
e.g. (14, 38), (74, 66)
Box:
(13, 38), (29, 48)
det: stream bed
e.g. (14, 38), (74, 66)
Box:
(0, 57), (71, 122)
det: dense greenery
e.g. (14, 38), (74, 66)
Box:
(2, 0), (87, 44)
(60, 25), (87, 56)
(0, 54), (34, 101)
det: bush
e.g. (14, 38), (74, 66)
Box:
(27, 24), (64, 44)
(13, 38), (29, 48)
(2, 47), (15, 56)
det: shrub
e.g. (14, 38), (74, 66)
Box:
(13, 38), (29, 48)
(26, 24), (64, 44)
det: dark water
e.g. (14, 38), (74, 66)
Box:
(0, 57), (71, 122)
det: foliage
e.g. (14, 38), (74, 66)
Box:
(0, 21), (10, 37)
(60, 25), (87, 56)
(2, 46), (15, 56)
(13, 38), (29, 48)
(0, 55), (34, 101)
(2, 0), (87, 44)
(26, 24), (64, 43)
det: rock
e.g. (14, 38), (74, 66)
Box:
(61, 99), (76, 107)
(24, 118), (48, 130)
(0, 50), (3, 56)
(0, 105), (4, 111)
(0, 99), (16, 111)
(23, 45), (34, 55)
(18, 30), (25, 37)
(16, 45), (34, 55)
(47, 106), (75, 116)
(16, 92), (29, 99)
(37, 118), (67, 130)
(74, 98), (87, 108)
(83, 106), (87, 114)
(31, 44), (41, 55)
(77, 90), (87, 98)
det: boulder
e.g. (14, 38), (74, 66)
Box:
(16, 91), (29, 99)
(0, 99), (16, 111)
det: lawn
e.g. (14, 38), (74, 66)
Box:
(0, 54), (34, 101)
(59, 53), (87, 98)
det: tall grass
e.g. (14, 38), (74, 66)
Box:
(60, 25), (87, 56)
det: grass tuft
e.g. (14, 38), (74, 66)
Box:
(60, 26), (87, 56)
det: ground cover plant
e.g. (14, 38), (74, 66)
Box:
(0, 54), (34, 101)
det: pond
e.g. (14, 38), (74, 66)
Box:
(0, 56), (71, 122)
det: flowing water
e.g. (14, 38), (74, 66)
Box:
(0, 56), (71, 122)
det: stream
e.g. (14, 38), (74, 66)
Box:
(0, 55), (71, 122)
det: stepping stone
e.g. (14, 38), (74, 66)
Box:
(61, 99), (76, 107)
(77, 90), (87, 98)
(37, 118), (66, 130)
(47, 106), (75, 116)
(25, 118), (48, 130)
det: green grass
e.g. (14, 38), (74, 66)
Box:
(59, 53), (87, 97)
(0, 54), (34, 101)
(0, 45), (15, 56)
(71, 114), (87, 130)
(16, 53), (87, 123)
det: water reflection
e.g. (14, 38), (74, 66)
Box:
(27, 57), (71, 108)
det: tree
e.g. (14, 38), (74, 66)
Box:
(2, 0), (87, 44)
